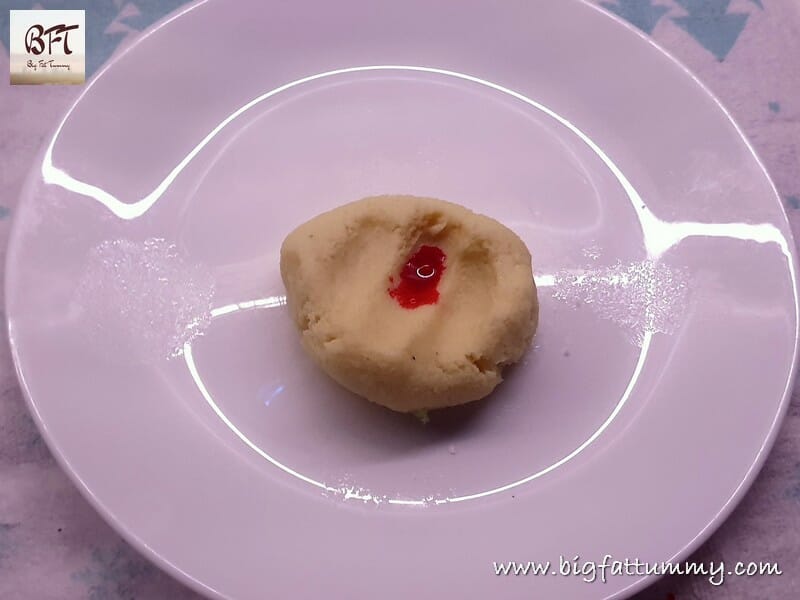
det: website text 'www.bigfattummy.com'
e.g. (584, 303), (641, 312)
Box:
(493, 555), (782, 586)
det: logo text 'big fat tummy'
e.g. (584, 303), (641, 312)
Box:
(10, 10), (85, 84)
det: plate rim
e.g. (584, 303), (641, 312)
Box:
(5, 1), (799, 599)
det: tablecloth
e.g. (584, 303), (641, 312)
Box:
(1, 1), (798, 598)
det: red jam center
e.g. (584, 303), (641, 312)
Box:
(388, 245), (446, 309)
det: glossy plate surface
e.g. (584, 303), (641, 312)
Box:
(7, 1), (798, 598)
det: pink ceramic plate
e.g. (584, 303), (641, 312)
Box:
(7, 1), (798, 599)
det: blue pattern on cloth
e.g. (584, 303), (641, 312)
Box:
(0, 0), (188, 75)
